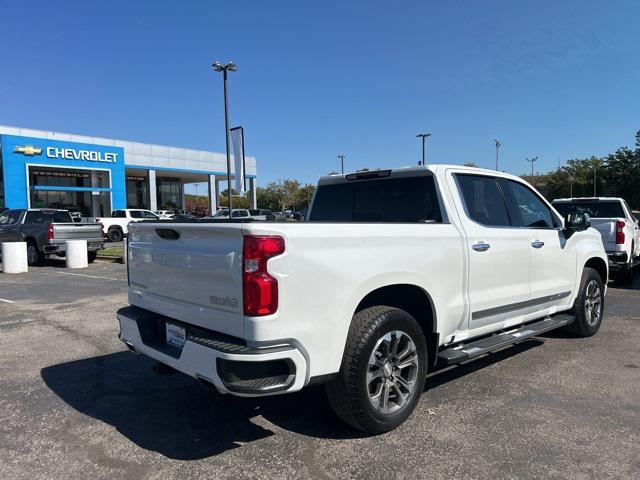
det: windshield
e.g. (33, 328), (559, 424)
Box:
(212, 210), (229, 217)
(553, 201), (625, 218)
(309, 175), (442, 223)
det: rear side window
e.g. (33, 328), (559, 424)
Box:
(456, 175), (510, 227)
(112, 210), (126, 218)
(309, 176), (442, 223)
(552, 201), (625, 218)
(24, 211), (73, 223)
(499, 179), (559, 228)
(0, 210), (21, 225)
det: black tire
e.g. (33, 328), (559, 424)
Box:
(26, 240), (44, 266)
(564, 267), (605, 337)
(87, 251), (98, 263)
(325, 306), (427, 434)
(107, 227), (123, 242)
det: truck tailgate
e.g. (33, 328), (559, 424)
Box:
(52, 223), (103, 241)
(590, 218), (618, 251)
(127, 222), (245, 337)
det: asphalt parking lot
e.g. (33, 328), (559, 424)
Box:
(0, 260), (639, 480)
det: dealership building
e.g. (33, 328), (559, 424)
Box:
(0, 125), (257, 217)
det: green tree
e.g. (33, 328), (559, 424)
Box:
(602, 130), (640, 208)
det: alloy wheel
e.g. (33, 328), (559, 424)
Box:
(584, 279), (602, 326)
(367, 330), (419, 414)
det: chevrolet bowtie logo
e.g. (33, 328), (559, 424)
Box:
(14, 145), (43, 156)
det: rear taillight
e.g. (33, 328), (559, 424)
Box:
(98, 223), (105, 238)
(616, 221), (625, 244)
(46, 224), (54, 241)
(242, 235), (285, 316)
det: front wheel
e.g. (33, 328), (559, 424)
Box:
(326, 306), (427, 434)
(564, 267), (605, 337)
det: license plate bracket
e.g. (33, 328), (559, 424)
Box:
(165, 322), (186, 348)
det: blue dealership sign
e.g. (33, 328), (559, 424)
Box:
(0, 134), (126, 209)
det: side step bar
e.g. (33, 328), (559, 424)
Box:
(437, 314), (573, 366)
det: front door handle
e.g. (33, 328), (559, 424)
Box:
(531, 240), (545, 249)
(472, 242), (491, 252)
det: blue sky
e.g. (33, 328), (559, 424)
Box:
(1, 0), (639, 189)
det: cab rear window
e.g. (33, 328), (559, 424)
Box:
(309, 176), (442, 223)
(24, 210), (73, 223)
(553, 201), (625, 218)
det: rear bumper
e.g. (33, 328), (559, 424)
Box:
(606, 251), (628, 270)
(116, 306), (307, 397)
(43, 240), (104, 254)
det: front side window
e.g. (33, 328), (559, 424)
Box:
(499, 179), (559, 229)
(456, 175), (510, 227)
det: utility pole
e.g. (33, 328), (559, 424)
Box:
(212, 61), (237, 217)
(526, 156), (538, 183)
(494, 140), (502, 171)
(416, 133), (431, 165)
(338, 155), (346, 174)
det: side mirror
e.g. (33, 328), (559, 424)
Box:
(564, 212), (590, 236)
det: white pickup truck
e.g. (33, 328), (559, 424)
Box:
(118, 165), (607, 433)
(92, 209), (159, 242)
(552, 197), (640, 284)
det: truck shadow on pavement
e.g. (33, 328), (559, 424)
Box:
(41, 340), (544, 460)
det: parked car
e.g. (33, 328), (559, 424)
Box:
(90, 209), (159, 242)
(154, 210), (176, 219)
(118, 165), (607, 433)
(633, 210), (640, 222)
(552, 197), (640, 284)
(205, 209), (251, 219)
(248, 209), (274, 221)
(292, 209), (307, 221)
(0, 208), (104, 265)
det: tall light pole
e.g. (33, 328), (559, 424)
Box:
(494, 140), (502, 171)
(526, 156), (538, 183)
(212, 61), (237, 216)
(416, 133), (431, 165)
(593, 165), (597, 196)
(338, 154), (346, 174)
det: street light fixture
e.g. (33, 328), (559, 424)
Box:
(494, 139), (502, 171)
(212, 61), (237, 216)
(416, 133), (431, 165)
(338, 154), (346, 174)
(526, 156), (538, 183)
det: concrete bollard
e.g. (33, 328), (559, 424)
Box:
(1, 242), (28, 273)
(66, 240), (88, 269)
(122, 240), (128, 265)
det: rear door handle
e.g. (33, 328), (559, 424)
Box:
(531, 240), (545, 249)
(472, 242), (491, 252)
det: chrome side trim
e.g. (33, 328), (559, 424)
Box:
(472, 291), (572, 321)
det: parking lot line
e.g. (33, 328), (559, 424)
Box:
(55, 271), (122, 281)
(0, 298), (15, 303)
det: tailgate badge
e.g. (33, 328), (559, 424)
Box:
(209, 295), (239, 309)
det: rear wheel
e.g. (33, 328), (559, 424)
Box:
(326, 306), (427, 434)
(564, 267), (605, 337)
(107, 227), (123, 242)
(26, 241), (44, 266)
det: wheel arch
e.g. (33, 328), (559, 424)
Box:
(584, 257), (608, 285)
(354, 284), (438, 367)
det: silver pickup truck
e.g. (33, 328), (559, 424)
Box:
(0, 209), (104, 265)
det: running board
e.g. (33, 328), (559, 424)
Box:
(437, 314), (574, 366)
